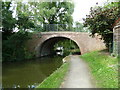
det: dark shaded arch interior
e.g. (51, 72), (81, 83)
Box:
(39, 37), (81, 57)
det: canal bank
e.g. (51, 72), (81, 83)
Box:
(36, 56), (70, 88)
(37, 55), (95, 88)
(36, 63), (70, 88)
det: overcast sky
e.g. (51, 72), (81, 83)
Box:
(72, 0), (108, 23)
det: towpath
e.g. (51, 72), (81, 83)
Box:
(61, 55), (96, 88)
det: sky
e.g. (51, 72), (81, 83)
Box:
(72, 0), (108, 23)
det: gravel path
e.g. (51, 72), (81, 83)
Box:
(61, 55), (96, 88)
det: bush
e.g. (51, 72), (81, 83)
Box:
(2, 31), (33, 62)
(83, 2), (120, 50)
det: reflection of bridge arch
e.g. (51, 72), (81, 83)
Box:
(26, 32), (106, 57)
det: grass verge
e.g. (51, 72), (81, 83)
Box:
(36, 62), (69, 88)
(80, 50), (118, 88)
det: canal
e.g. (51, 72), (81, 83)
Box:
(2, 56), (63, 88)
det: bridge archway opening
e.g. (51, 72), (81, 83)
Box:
(37, 36), (81, 57)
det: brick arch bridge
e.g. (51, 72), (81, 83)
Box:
(26, 32), (106, 57)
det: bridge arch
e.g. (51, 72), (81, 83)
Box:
(35, 36), (82, 57)
(26, 32), (106, 57)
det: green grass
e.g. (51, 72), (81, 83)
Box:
(36, 62), (69, 88)
(80, 50), (118, 88)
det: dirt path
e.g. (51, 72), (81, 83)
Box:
(61, 55), (96, 88)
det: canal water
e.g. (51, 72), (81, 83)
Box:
(2, 56), (63, 88)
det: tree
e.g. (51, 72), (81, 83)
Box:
(2, 1), (35, 61)
(16, 2), (35, 31)
(73, 22), (84, 32)
(27, 1), (74, 31)
(83, 2), (120, 51)
(2, 31), (32, 61)
(9, 1), (74, 32)
(2, 2), (16, 40)
(2, 2), (35, 38)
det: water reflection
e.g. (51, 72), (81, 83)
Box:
(2, 56), (63, 88)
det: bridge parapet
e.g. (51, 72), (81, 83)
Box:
(39, 24), (88, 32)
